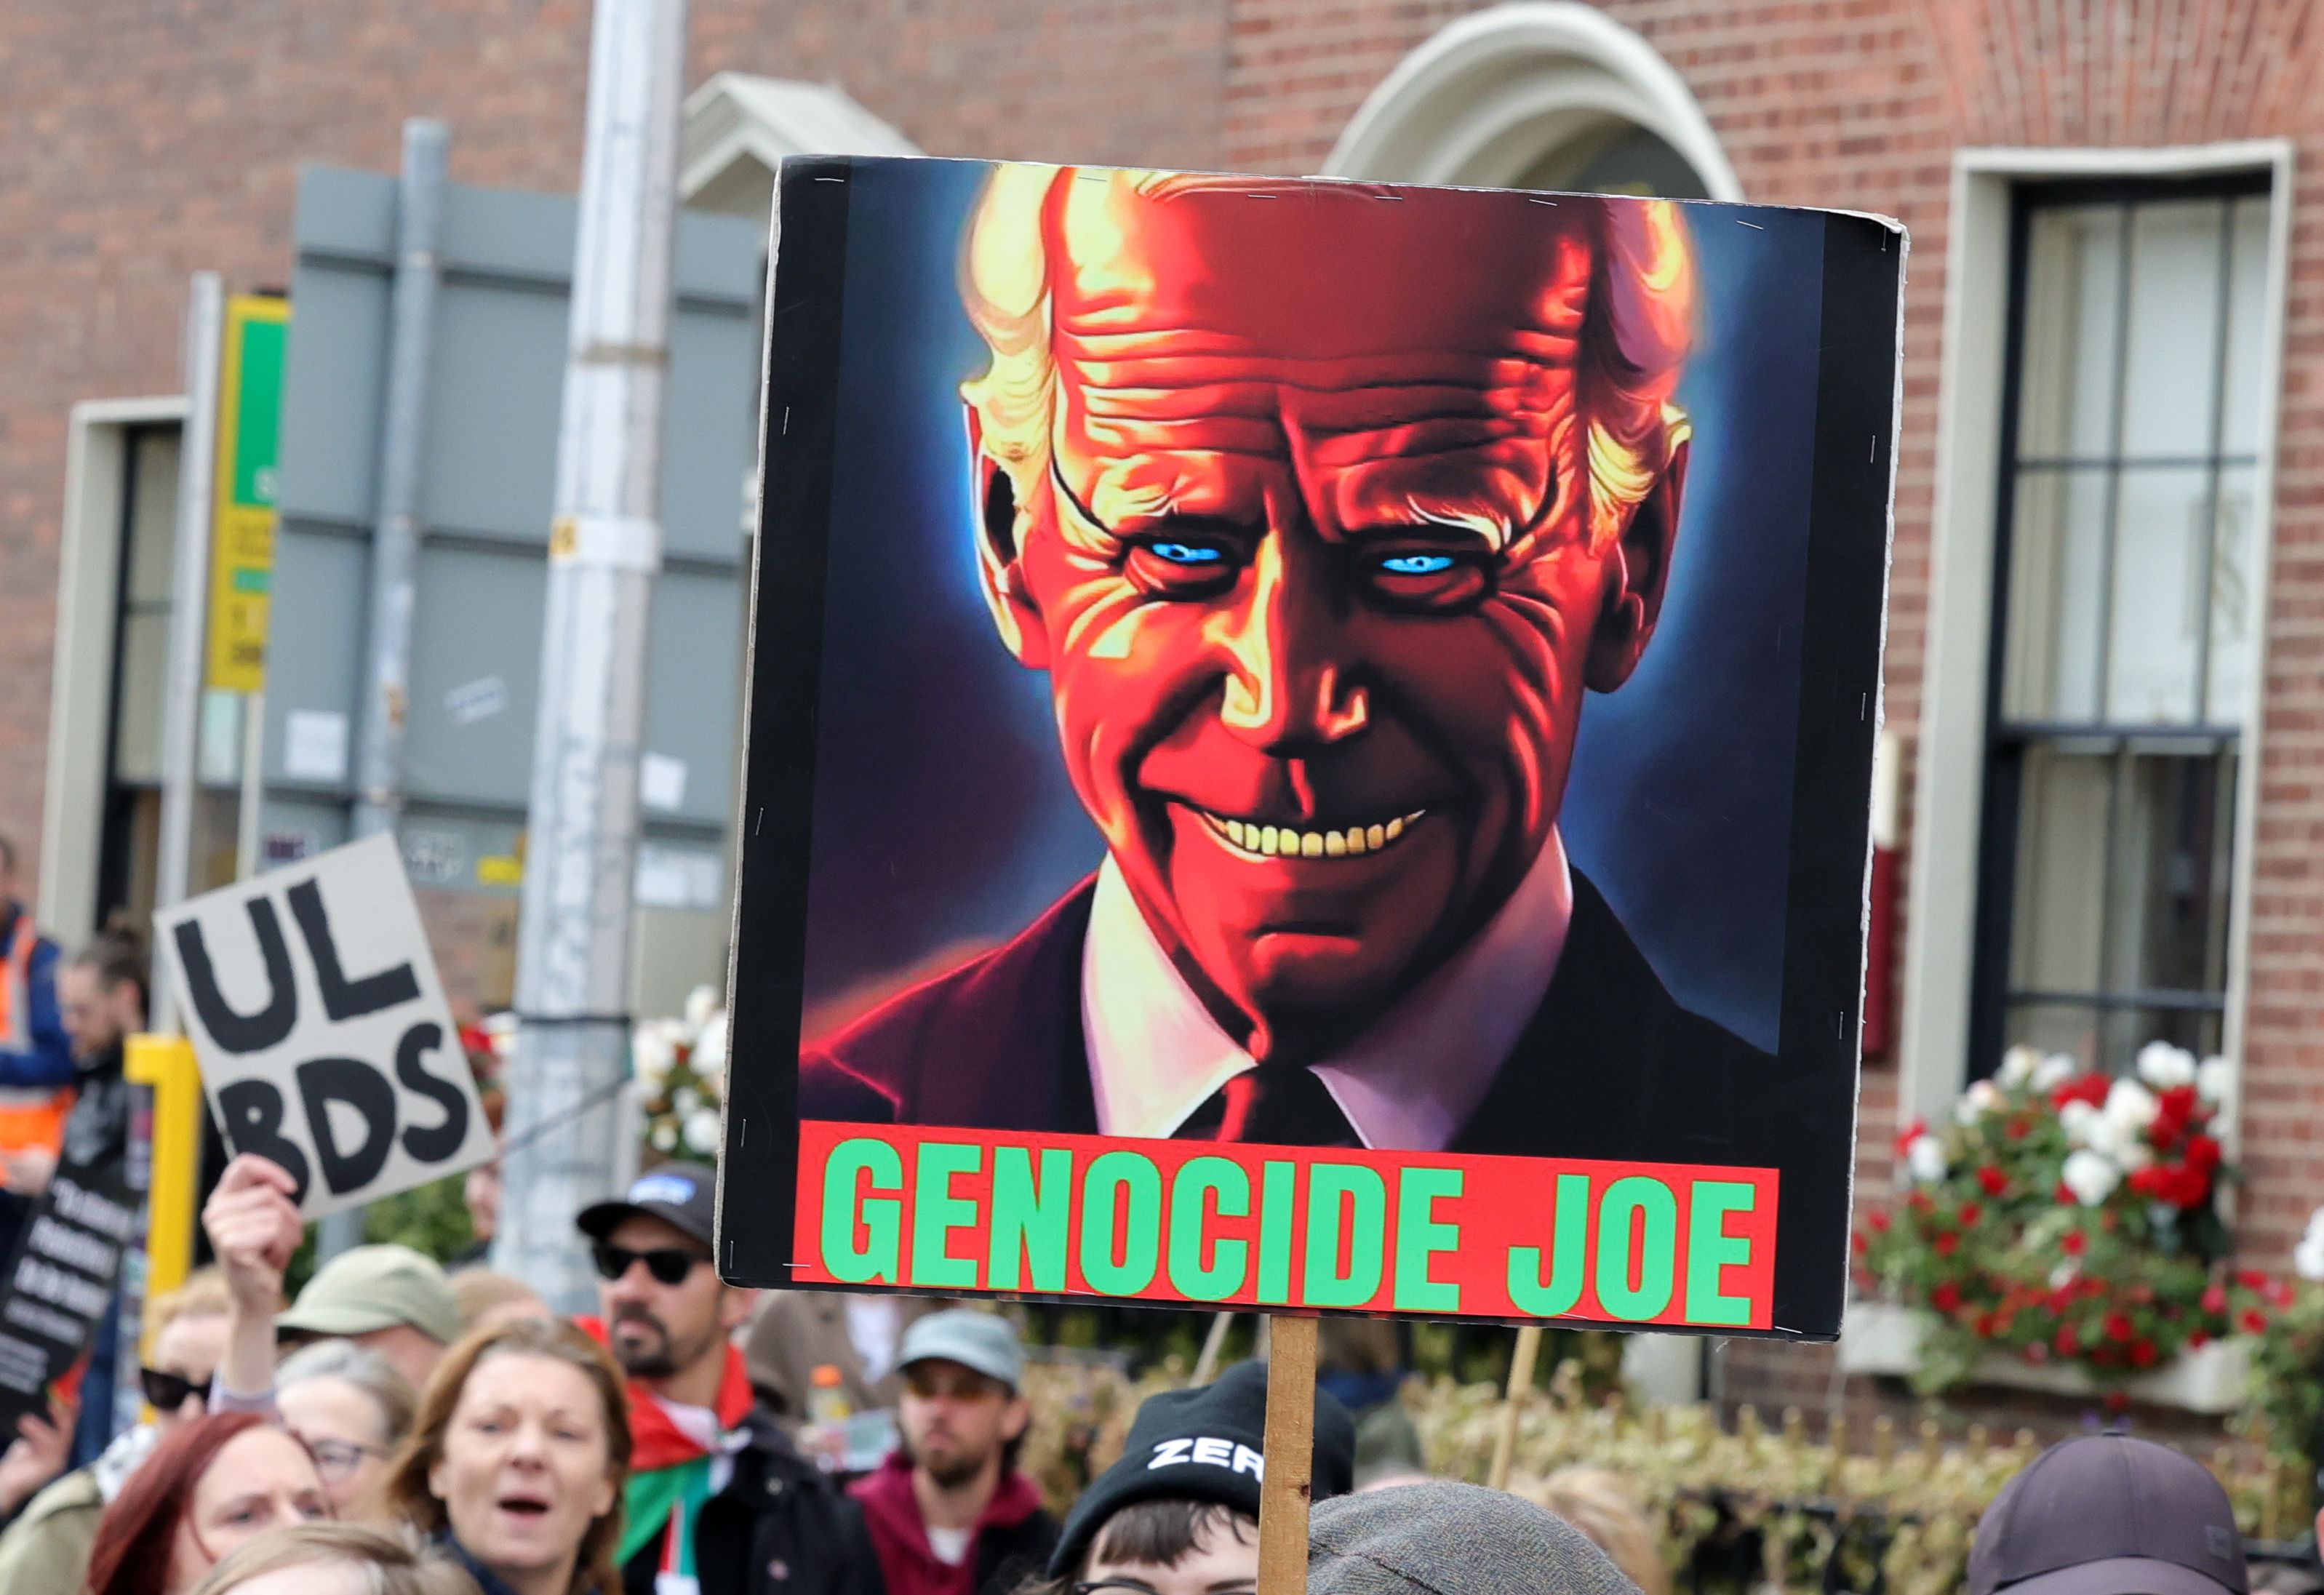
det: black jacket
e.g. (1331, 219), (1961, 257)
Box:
(799, 870), (1789, 1166)
(623, 1406), (887, 1595)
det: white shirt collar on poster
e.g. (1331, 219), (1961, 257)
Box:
(1079, 827), (1575, 1151)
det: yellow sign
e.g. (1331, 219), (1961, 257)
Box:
(124, 1034), (204, 1346)
(205, 295), (290, 692)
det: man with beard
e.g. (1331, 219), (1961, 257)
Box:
(847, 1311), (1055, 1595)
(575, 1164), (882, 1595)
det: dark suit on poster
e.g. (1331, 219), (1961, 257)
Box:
(799, 871), (1784, 1167)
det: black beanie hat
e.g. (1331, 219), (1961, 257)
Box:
(1048, 1360), (1357, 1578)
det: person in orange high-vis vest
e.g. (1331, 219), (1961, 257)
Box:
(0, 836), (79, 1265)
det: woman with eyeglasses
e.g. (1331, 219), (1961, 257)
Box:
(84, 1410), (335, 1595)
(0, 1268), (234, 1591)
(274, 1339), (418, 1516)
(378, 1316), (631, 1595)
(1026, 1363), (1354, 1595)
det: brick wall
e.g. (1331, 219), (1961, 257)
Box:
(8, 0), (2324, 1415)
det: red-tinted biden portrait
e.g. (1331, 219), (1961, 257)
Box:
(802, 167), (1776, 1161)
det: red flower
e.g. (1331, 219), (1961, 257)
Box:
(1959, 1201), (1984, 1227)
(2053, 1074), (2112, 1111)
(1978, 1166), (2009, 1196)
(2184, 1133), (2222, 1174)
(1931, 1281), (1963, 1312)
(2104, 1311), (2135, 1344)
(2006, 1116), (2032, 1141)
(1975, 1311), (1997, 1336)
(1894, 1118), (1928, 1159)
(1908, 1191), (1933, 1215)
(2274, 1282), (2297, 1308)
(2188, 1329), (2211, 1349)
(1868, 1210), (1892, 1234)
(2151, 1084), (2199, 1147)
(2056, 1181), (2077, 1204)
(2237, 1268), (2269, 1291)
(2129, 1338), (2159, 1368)
(1852, 1232), (1869, 1255)
(2202, 1284), (2229, 1315)
(2103, 1391), (2131, 1415)
(1933, 1231), (1959, 1257)
(2056, 1324), (2080, 1356)
(2023, 1341), (2050, 1364)
(2241, 1308), (2269, 1335)
(2091, 1346), (2118, 1368)
(2061, 1230), (2088, 1256)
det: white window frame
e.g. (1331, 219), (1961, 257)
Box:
(39, 396), (186, 949)
(1900, 143), (2296, 1142)
(1321, 1), (1741, 200)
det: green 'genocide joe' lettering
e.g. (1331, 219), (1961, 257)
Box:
(814, 1136), (1755, 1324)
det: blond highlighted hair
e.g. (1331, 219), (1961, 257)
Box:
(959, 165), (1696, 589)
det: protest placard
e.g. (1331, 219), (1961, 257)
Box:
(153, 833), (495, 1218)
(0, 1135), (138, 1434)
(719, 157), (1902, 1343)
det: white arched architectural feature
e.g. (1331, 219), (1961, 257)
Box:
(1323, 3), (1740, 201)
(681, 73), (920, 219)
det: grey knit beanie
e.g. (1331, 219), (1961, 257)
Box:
(1309, 1481), (1645, 1595)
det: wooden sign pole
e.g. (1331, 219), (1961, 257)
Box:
(1258, 1312), (1319, 1594)
(1487, 1323), (1544, 1491)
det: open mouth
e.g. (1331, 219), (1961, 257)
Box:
(498, 1494), (551, 1519)
(1196, 807), (1426, 860)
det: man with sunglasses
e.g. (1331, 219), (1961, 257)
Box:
(575, 1163), (882, 1595)
(848, 1311), (1055, 1595)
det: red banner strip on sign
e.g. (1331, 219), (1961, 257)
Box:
(792, 1121), (1778, 1330)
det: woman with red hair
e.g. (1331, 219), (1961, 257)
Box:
(85, 1410), (332, 1595)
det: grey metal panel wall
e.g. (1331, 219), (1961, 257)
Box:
(261, 162), (761, 903)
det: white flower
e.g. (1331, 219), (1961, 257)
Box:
(2033, 1053), (2077, 1092)
(684, 983), (720, 1037)
(2136, 1042), (2197, 1091)
(2048, 1261), (2080, 1291)
(1997, 1046), (2041, 1090)
(2061, 1149), (2120, 1206)
(673, 1086), (701, 1119)
(2084, 1114), (2151, 1172)
(1906, 1134), (1947, 1184)
(2059, 1100), (2101, 1147)
(2296, 1209), (2324, 1282)
(2104, 1077), (2158, 1133)
(2197, 1055), (2236, 1108)
(631, 1018), (688, 1090)
(692, 1010), (728, 1084)
(683, 1106), (722, 1155)
(651, 1121), (679, 1152)
(1957, 1080), (2004, 1124)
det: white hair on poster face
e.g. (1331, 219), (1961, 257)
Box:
(957, 164), (1699, 589)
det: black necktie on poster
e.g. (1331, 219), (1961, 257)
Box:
(1177, 1066), (1359, 1146)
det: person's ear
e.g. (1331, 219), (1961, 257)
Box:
(426, 1450), (449, 1507)
(1002, 1394), (1031, 1444)
(1584, 436), (1688, 692)
(719, 1284), (756, 1336)
(965, 406), (1049, 669)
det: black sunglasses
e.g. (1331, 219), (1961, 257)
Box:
(591, 1241), (709, 1285)
(140, 1365), (203, 1411)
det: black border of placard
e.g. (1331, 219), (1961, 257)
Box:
(716, 156), (1902, 1342)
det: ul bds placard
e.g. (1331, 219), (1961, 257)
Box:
(154, 834), (496, 1217)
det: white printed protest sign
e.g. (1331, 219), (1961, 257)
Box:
(154, 833), (495, 1217)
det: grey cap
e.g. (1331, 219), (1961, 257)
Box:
(277, 1245), (460, 1346)
(1310, 1480), (1640, 1595)
(1969, 1436), (2248, 1595)
(896, 1309), (1024, 1391)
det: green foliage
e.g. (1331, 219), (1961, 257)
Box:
(363, 1170), (477, 1264)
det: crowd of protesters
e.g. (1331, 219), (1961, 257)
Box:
(0, 842), (2291, 1595)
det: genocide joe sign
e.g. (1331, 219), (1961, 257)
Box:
(719, 158), (1903, 1340)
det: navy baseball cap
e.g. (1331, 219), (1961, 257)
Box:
(576, 1163), (717, 1251)
(1969, 1435), (2247, 1595)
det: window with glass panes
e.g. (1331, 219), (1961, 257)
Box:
(1970, 177), (2272, 1079)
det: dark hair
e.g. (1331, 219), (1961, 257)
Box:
(71, 916), (148, 1009)
(1018, 1499), (1256, 1594)
(87, 1412), (280, 1595)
